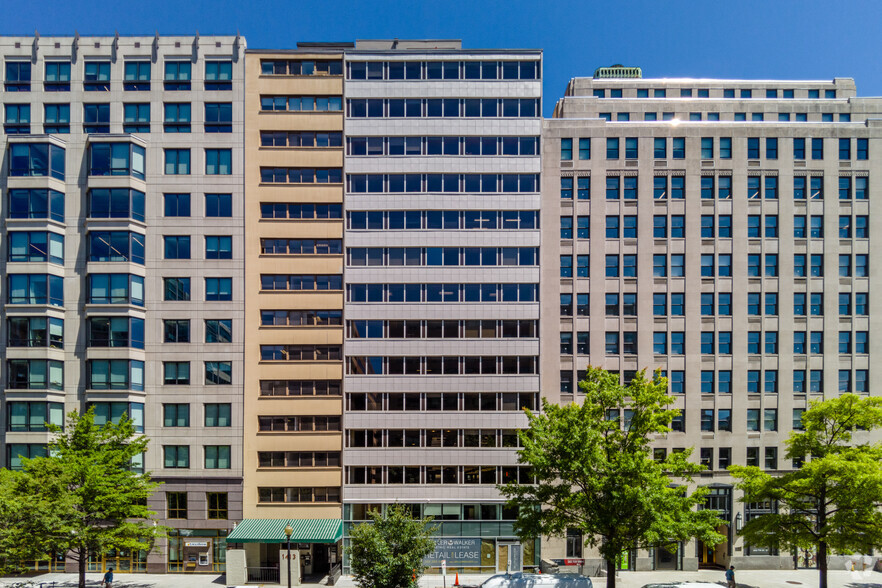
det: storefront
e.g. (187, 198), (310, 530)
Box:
(167, 529), (229, 572)
(342, 503), (539, 575)
(225, 519), (343, 585)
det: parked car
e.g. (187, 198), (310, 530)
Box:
(481, 572), (593, 588)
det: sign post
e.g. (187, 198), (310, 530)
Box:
(441, 559), (447, 588)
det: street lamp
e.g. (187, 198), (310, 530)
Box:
(284, 524), (293, 588)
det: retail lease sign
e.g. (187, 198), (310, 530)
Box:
(424, 538), (482, 567)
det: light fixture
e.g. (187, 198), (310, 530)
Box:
(735, 512), (743, 532)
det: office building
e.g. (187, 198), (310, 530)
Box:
(0, 34), (245, 573)
(230, 44), (347, 581)
(542, 69), (882, 570)
(341, 40), (543, 574)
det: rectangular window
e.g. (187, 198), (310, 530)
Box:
(84, 61), (110, 91)
(560, 138), (573, 160)
(794, 138), (806, 160)
(163, 277), (191, 301)
(205, 361), (232, 386)
(205, 236), (233, 260)
(206, 149), (232, 175)
(207, 492), (228, 520)
(811, 138), (824, 160)
(164, 361), (190, 385)
(857, 138), (869, 160)
(606, 138), (619, 159)
(165, 149), (191, 174)
(205, 277), (233, 302)
(43, 103), (70, 134)
(124, 62), (150, 91)
(577, 177), (590, 200)
(205, 103), (233, 133)
(83, 103), (110, 133)
(578, 138), (590, 160)
(164, 446), (190, 469)
(5, 61), (31, 91)
(163, 236), (191, 260)
(163, 103), (191, 132)
(163, 404), (190, 427)
(164, 193), (191, 217)
(164, 61), (192, 91)
(163, 320), (190, 343)
(204, 445), (231, 469)
(167, 492), (188, 518)
(560, 177), (573, 199)
(701, 137), (713, 159)
(123, 103), (150, 133)
(719, 137), (732, 159)
(205, 61), (233, 90)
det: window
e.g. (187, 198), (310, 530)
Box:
(205, 361), (232, 385)
(167, 492), (188, 518)
(671, 254), (685, 277)
(653, 332), (667, 355)
(765, 293), (778, 315)
(577, 177), (590, 200)
(810, 370), (824, 393)
(856, 254), (869, 277)
(701, 410), (714, 432)
(5, 61), (31, 91)
(765, 254), (778, 277)
(700, 255), (714, 277)
(165, 149), (191, 175)
(8, 231), (64, 264)
(87, 359), (144, 391)
(576, 255), (589, 278)
(560, 216), (573, 239)
(0, 104), (26, 136)
(625, 137), (638, 159)
(164, 446), (190, 469)
(606, 138), (619, 159)
(653, 216), (667, 238)
(560, 138), (572, 160)
(794, 370), (806, 393)
(856, 369), (869, 393)
(560, 255), (573, 278)
(83, 103), (110, 133)
(670, 294), (684, 316)
(164, 61), (191, 91)
(44, 103), (70, 134)
(669, 137), (684, 159)
(576, 294), (589, 316)
(855, 293), (868, 315)
(88, 316), (144, 349)
(669, 371), (685, 395)
(164, 193), (191, 217)
(763, 409), (778, 431)
(794, 176), (806, 199)
(206, 149), (232, 175)
(205, 193), (233, 218)
(810, 176), (823, 200)
(7, 316), (64, 349)
(205, 277), (233, 301)
(718, 293), (732, 315)
(577, 216), (590, 239)
(164, 103), (191, 132)
(164, 320), (190, 343)
(164, 362), (190, 385)
(700, 332), (714, 354)
(605, 332), (619, 355)
(8, 274), (64, 306)
(205, 319), (233, 343)
(560, 294), (573, 316)
(811, 138), (824, 160)
(560, 177), (573, 199)
(164, 404), (190, 427)
(719, 370), (732, 393)
(856, 331), (869, 354)
(205, 236), (233, 260)
(857, 138), (869, 160)
(84, 61), (110, 91)
(765, 447), (778, 470)
(163, 236), (190, 260)
(89, 142), (145, 180)
(670, 332), (685, 355)
(794, 332), (806, 354)
(747, 409), (760, 431)
(810, 254), (823, 277)
(701, 138), (714, 159)
(124, 62), (150, 91)
(205, 103), (232, 133)
(793, 138), (805, 160)
(719, 137), (732, 159)
(578, 138), (590, 160)
(123, 103), (150, 133)
(9, 143), (66, 179)
(205, 446), (231, 469)
(855, 215), (868, 238)
(163, 277), (191, 301)
(6, 401), (64, 432)
(207, 493), (228, 520)
(810, 331), (823, 354)
(205, 61), (233, 90)
(765, 177), (778, 201)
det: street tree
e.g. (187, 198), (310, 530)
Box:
(8, 408), (164, 588)
(347, 504), (438, 588)
(730, 393), (882, 588)
(499, 367), (724, 588)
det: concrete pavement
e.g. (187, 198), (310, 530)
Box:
(2, 569), (881, 588)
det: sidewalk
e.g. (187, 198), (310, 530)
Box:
(2, 569), (880, 588)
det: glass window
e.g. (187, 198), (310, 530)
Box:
(205, 61), (233, 90)
(9, 143), (66, 180)
(165, 149), (191, 174)
(205, 103), (233, 133)
(164, 102), (191, 132)
(206, 149), (232, 175)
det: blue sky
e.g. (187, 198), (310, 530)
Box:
(5, 0), (882, 116)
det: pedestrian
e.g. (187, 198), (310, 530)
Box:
(725, 565), (736, 588)
(103, 566), (114, 588)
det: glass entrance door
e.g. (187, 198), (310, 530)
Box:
(497, 543), (522, 572)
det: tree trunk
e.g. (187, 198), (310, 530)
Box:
(605, 558), (616, 588)
(79, 546), (87, 588)
(818, 541), (828, 588)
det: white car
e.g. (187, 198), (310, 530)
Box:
(481, 572), (594, 588)
(640, 583), (726, 588)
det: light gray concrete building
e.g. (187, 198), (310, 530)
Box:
(341, 40), (543, 574)
(0, 34), (245, 573)
(541, 69), (882, 571)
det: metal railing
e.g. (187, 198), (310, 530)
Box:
(246, 566), (280, 584)
(328, 563), (342, 585)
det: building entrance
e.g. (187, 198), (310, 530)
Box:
(497, 543), (522, 572)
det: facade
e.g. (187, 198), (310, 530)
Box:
(0, 34), (245, 573)
(542, 71), (882, 570)
(238, 45), (347, 580)
(341, 39), (543, 575)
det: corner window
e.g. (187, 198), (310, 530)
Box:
(9, 143), (65, 180)
(89, 143), (145, 180)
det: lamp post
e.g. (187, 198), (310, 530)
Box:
(284, 524), (293, 588)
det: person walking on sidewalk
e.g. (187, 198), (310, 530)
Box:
(103, 567), (114, 588)
(725, 565), (736, 588)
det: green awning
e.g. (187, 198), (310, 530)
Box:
(227, 519), (342, 544)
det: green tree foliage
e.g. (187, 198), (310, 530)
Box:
(731, 394), (882, 588)
(0, 408), (164, 588)
(347, 504), (438, 588)
(499, 367), (724, 588)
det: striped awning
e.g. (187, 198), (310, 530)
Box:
(227, 519), (342, 544)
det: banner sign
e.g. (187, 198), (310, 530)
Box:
(424, 538), (482, 567)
